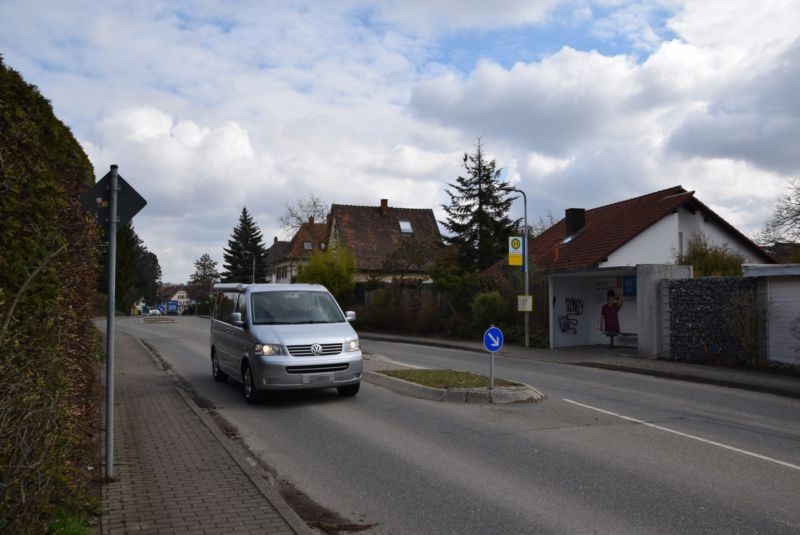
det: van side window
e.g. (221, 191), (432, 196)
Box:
(220, 292), (238, 323)
(212, 293), (225, 320)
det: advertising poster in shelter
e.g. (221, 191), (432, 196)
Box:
(595, 276), (637, 304)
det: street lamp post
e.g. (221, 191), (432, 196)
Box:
(512, 187), (529, 349)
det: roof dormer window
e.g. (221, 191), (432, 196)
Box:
(399, 220), (413, 234)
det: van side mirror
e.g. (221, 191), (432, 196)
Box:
(345, 311), (356, 322)
(230, 312), (242, 325)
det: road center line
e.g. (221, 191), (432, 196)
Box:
(563, 398), (800, 472)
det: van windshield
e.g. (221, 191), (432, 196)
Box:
(251, 291), (345, 325)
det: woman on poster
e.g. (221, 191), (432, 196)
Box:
(600, 289), (624, 334)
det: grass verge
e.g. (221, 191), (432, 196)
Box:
(379, 369), (520, 389)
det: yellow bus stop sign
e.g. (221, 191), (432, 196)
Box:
(508, 236), (523, 266)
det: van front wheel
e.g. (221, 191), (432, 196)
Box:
(337, 383), (360, 397)
(242, 362), (261, 404)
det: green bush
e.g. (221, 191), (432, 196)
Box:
(297, 245), (356, 302)
(0, 58), (99, 534)
(471, 291), (510, 330)
(677, 233), (744, 277)
(415, 303), (444, 335)
(360, 288), (393, 330)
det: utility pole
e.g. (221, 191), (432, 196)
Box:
(512, 187), (529, 348)
(105, 166), (118, 478)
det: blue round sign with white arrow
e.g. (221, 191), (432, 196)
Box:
(483, 326), (504, 353)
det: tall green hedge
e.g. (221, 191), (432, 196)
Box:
(0, 57), (99, 533)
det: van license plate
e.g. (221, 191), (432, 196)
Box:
(304, 374), (333, 384)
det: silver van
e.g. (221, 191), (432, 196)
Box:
(210, 283), (363, 403)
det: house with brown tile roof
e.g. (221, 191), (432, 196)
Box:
(521, 186), (774, 355)
(157, 284), (190, 314)
(264, 236), (291, 283)
(327, 199), (443, 282)
(530, 185), (774, 274)
(271, 218), (328, 283)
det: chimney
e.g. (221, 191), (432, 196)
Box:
(273, 236), (278, 244)
(564, 208), (585, 237)
(380, 198), (389, 216)
(309, 216), (315, 224)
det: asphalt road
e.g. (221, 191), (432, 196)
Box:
(112, 316), (800, 534)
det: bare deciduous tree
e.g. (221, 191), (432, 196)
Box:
(758, 178), (800, 244)
(529, 211), (558, 238)
(279, 193), (328, 238)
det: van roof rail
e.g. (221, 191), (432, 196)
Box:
(212, 283), (246, 292)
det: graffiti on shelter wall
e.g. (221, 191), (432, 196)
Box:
(559, 296), (584, 334)
(565, 297), (584, 316)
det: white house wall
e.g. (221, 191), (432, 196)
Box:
(677, 206), (764, 263)
(766, 277), (800, 365)
(600, 207), (767, 268)
(601, 213), (679, 267)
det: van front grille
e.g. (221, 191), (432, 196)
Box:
(287, 343), (343, 356)
(285, 363), (349, 374)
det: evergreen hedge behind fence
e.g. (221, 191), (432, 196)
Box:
(0, 58), (99, 533)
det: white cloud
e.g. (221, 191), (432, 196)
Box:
(373, 0), (567, 32)
(411, 49), (652, 156)
(668, 0), (800, 52)
(2, 0), (798, 282)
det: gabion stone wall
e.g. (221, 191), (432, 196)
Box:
(667, 277), (758, 363)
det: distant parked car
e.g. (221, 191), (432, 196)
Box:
(210, 283), (363, 403)
(148, 309), (161, 316)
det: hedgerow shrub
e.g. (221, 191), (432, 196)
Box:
(471, 291), (510, 331)
(0, 58), (98, 533)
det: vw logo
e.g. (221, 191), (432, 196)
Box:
(310, 343), (323, 356)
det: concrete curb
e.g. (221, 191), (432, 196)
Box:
(574, 362), (800, 400)
(135, 338), (314, 535)
(360, 333), (486, 354)
(362, 332), (800, 401)
(364, 370), (545, 404)
(141, 316), (176, 324)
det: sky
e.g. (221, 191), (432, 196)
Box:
(1, 0), (799, 283)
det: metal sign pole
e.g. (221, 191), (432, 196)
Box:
(511, 187), (530, 348)
(105, 165), (119, 479)
(490, 351), (495, 389)
(522, 191), (529, 349)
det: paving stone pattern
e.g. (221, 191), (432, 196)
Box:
(102, 332), (296, 534)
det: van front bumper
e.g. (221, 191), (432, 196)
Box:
(251, 352), (363, 390)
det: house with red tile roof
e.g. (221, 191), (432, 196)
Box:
(270, 218), (328, 283)
(326, 199), (442, 282)
(526, 186), (774, 354)
(157, 285), (190, 314)
(264, 236), (291, 283)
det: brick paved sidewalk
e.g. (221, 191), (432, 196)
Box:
(102, 330), (305, 534)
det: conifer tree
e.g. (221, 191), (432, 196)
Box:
(441, 139), (518, 271)
(187, 253), (219, 301)
(221, 207), (268, 282)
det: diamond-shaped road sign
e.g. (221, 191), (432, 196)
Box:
(80, 167), (146, 227)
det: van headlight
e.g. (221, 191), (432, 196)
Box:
(255, 343), (283, 356)
(345, 338), (360, 352)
